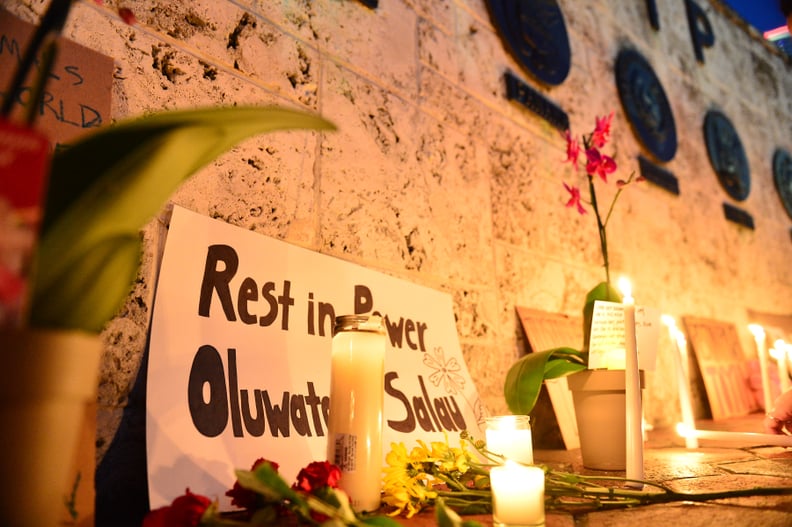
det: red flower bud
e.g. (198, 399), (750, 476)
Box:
(292, 461), (342, 493)
(226, 458), (279, 512)
(142, 489), (211, 527)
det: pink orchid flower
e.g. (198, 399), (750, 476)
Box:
(563, 182), (587, 215)
(591, 112), (614, 148)
(563, 130), (581, 166)
(585, 148), (617, 182)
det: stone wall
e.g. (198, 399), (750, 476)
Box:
(6, 0), (792, 520)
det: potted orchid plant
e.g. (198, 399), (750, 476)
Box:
(503, 112), (643, 417)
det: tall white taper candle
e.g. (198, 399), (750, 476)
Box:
(749, 324), (772, 412)
(773, 340), (790, 393)
(662, 315), (698, 449)
(619, 277), (643, 487)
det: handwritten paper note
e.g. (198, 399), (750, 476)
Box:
(588, 301), (659, 370)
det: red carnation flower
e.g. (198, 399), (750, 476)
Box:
(142, 488), (211, 527)
(292, 461), (342, 522)
(226, 458), (279, 512)
(292, 461), (342, 493)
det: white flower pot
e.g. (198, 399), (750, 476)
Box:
(0, 329), (102, 527)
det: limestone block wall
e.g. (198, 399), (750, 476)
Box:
(8, 0), (792, 484)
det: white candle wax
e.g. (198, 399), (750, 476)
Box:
(662, 316), (698, 449)
(485, 415), (534, 464)
(619, 278), (643, 486)
(491, 461), (545, 527)
(749, 324), (773, 412)
(676, 423), (792, 447)
(786, 343), (792, 390)
(673, 329), (698, 448)
(772, 340), (790, 393)
(327, 318), (386, 512)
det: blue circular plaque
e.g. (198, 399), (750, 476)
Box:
(703, 110), (750, 202)
(615, 48), (677, 163)
(773, 148), (792, 220)
(485, 0), (571, 86)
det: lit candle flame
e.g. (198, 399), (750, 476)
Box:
(675, 422), (692, 437)
(618, 276), (633, 303)
(661, 314), (676, 329)
(748, 323), (765, 340)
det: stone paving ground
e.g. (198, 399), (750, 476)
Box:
(402, 413), (792, 527)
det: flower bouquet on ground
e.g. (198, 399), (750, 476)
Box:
(379, 432), (792, 518)
(142, 434), (792, 526)
(503, 113), (643, 415)
(143, 457), (473, 527)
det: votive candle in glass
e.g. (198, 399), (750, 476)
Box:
(491, 460), (545, 527)
(485, 415), (533, 464)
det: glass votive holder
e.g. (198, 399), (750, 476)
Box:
(485, 415), (533, 464)
(491, 460), (545, 527)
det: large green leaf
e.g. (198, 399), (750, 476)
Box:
(503, 347), (586, 414)
(30, 105), (335, 331)
(30, 234), (141, 332)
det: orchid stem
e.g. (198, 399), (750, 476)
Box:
(587, 175), (610, 284)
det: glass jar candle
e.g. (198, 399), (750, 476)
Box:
(491, 461), (545, 527)
(485, 415), (534, 464)
(326, 314), (387, 512)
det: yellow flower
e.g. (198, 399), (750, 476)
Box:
(382, 442), (439, 518)
(443, 445), (470, 474)
(411, 440), (434, 462)
(427, 436), (471, 474)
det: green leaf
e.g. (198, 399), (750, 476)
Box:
(434, 498), (486, 527)
(544, 356), (587, 379)
(30, 234), (141, 332)
(234, 463), (298, 503)
(308, 488), (356, 523)
(504, 347), (584, 414)
(360, 516), (405, 527)
(30, 105), (335, 332)
(435, 498), (463, 527)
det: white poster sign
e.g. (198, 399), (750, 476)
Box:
(588, 301), (659, 371)
(147, 205), (486, 508)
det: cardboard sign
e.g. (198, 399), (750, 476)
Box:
(0, 8), (113, 146)
(588, 301), (660, 371)
(747, 309), (792, 340)
(515, 307), (582, 449)
(682, 316), (758, 419)
(147, 205), (487, 508)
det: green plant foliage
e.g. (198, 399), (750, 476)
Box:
(503, 279), (626, 415)
(29, 106), (335, 332)
(503, 347), (586, 415)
